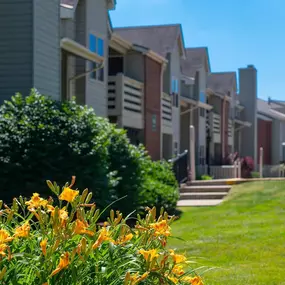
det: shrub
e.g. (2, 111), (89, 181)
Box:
(224, 153), (254, 178)
(139, 160), (179, 214)
(201, 174), (213, 180)
(0, 179), (205, 284)
(0, 90), (178, 216)
(251, 171), (260, 178)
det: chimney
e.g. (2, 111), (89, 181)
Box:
(238, 65), (258, 166)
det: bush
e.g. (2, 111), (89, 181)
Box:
(225, 153), (254, 178)
(0, 91), (178, 216)
(251, 171), (260, 178)
(139, 160), (179, 214)
(201, 174), (213, 180)
(0, 179), (205, 284)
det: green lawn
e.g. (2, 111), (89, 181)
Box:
(169, 181), (285, 285)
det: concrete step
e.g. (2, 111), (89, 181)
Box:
(177, 199), (223, 207)
(180, 185), (231, 193)
(186, 179), (242, 186)
(179, 192), (228, 200)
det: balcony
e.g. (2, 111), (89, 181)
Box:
(162, 93), (172, 134)
(211, 112), (221, 143)
(108, 74), (144, 129)
(228, 119), (233, 145)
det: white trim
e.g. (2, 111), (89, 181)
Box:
(61, 38), (104, 64)
(197, 101), (213, 110)
(257, 113), (273, 121)
(235, 119), (251, 127)
(269, 108), (285, 120)
(60, 6), (74, 19)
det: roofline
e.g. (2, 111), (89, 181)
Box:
(185, 47), (211, 73)
(114, 23), (186, 59)
(110, 33), (168, 66)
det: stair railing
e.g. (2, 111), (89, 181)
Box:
(169, 150), (189, 184)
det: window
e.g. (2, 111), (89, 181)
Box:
(171, 77), (179, 94)
(200, 108), (205, 117)
(89, 34), (104, 82)
(171, 77), (179, 108)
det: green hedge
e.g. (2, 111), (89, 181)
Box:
(0, 90), (178, 215)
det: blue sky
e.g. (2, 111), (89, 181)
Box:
(110, 0), (285, 100)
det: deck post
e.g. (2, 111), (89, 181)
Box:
(190, 125), (196, 181)
(259, 147), (263, 178)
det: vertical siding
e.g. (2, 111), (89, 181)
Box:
(0, 0), (33, 101)
(170, 40), (181, 154)
(61, 19), (76, 99)
(33, 0), (60, 100)
(85, 0), (109, 117)
(144, 56), (162, 160)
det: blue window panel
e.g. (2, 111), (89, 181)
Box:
(97, 38), (104, 56)
(200, 92), (206, 103)
(89, 34), (96, 52)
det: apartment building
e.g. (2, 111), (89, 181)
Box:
(1, 1), (284, 176)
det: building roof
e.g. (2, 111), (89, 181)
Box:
(61, 0), (115, 9)
(257, 98), (285, 120)
(181, 47), (210, 78)
(114, 24), (185, 58)
(207, 72), (237, 96)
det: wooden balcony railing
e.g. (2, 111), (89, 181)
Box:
(108, 74), (144, 129)
(162, 92), (173, 134)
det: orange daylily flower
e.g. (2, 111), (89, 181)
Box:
(25, 193), (48, 211)
(182, 276), (204, 285)
(0, 229), (13, 244)
(50, 252), (69, 276)
(74, 219), (94, 236)
(116, 233), (133, 245)
(14, 223), (30, 238)
(150, 220), (171, 237)
(172, 264), (185, 276)
(92, 227), (113, 250)
(59, 187), (79, 203)
(40, 239), (47, 256)
(167, 275), (179, 284)
(124, 271), (149, 285)
(169, 250), (187, 264)
(0, 244), (8, 256)
(138, 249), (159, 262)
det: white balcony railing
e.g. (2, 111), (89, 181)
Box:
(162, 93), (173, 134)
(108, 74), (144, 129)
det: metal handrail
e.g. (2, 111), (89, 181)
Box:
(169, 150), (189, 184)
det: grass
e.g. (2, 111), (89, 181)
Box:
(169, 181), (285, 285)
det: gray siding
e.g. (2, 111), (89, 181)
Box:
(75, 0), (87, 105)
(125, 53), (144, 82)
(33, 0), (61, 100)
(170, 41), (181, 154)
(0, 0), (33, 101)
(85, 0), (109, 117)
(61, 19), (76, 99)
(238, 66), (258, 165)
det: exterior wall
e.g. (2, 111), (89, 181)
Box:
(144, 56), (162, 160)
(75, 0), (86, 105)
(271, 119), (281, 164)
(258, 118), (272, 165)
(125, 52), (144, 82)
(238, 66), (258, 165)
(33, 0), (61, 100)
(170, 41), (181, 155)
(85, 0), (109, 117)
(0, 0), (33, 100)
(163, 54), (171, 93)
(61, 19), (76, 99)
